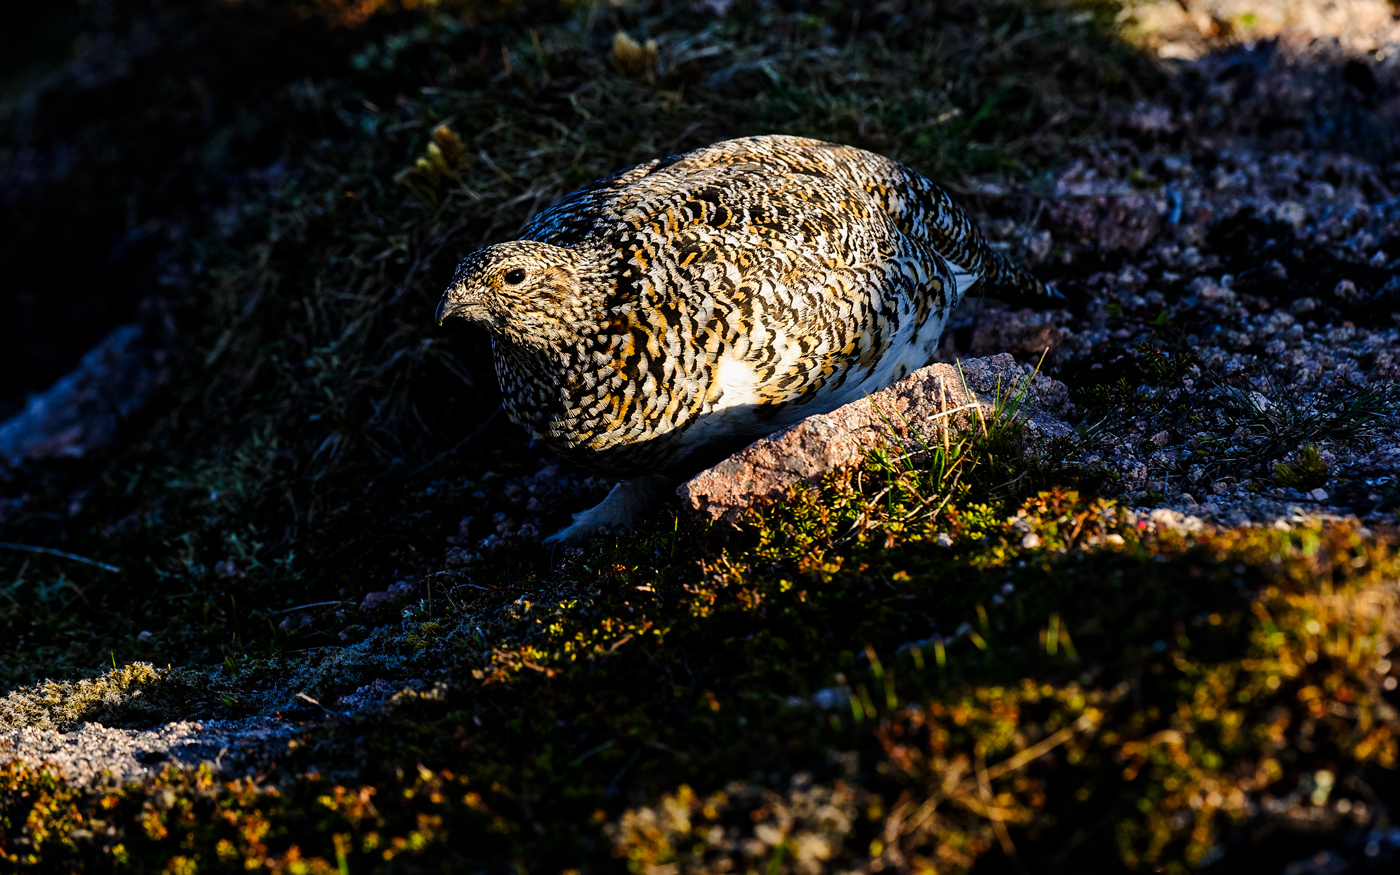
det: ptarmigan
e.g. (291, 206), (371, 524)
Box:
(437, 135), (1056, 543)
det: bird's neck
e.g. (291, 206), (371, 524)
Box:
(490, 333), (577, 437)
(491, 330), (568, 373)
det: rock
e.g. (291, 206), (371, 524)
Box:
(1144, 508), (1211, 535)
(678, 355), (1073, 524)
(1045, 189), (1164, 252)
(278, 612), (313, 632)
(1333, 279), (1362, 303)
(956, 353), (1071, 416)
(969, 307), (1069, 359)
(358, 580), (419, 614)
(444, 547), (481, 568)
(0, 325), (164, 468)
(335, 678), (432, 711)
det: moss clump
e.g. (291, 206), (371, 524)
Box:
(612, 511), (1400, 873)
(0, 758), (512, 872)
(111, 763), (510, 873)
(1274, 444), (1329, 491)
(0, 663), (210, 733)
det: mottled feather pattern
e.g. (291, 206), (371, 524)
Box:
(440, 135), (1052, 480)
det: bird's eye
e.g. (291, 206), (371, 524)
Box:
(503, 268), (527, 285)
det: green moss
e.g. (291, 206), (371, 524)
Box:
(9, 493), (1399, 872)
(0, 664), (210, 733)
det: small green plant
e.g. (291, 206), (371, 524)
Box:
(862, 360), (1044, 534)
(1136, 341), (1176, 385)
(1274, 444), (1329, 490)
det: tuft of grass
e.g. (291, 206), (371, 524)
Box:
(1223, 382), (1396, 460)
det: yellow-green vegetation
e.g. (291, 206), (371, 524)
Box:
(5, 479), (1399, 871)
(0, 664), (212, 734)
(1275, 445), (1329, 491)
(1, 761), (87, 867)
(3, 0), (1397, 873)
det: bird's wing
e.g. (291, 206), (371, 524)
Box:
(653, 195), (958, 426)
(857, 159), (1062, 303)
(527, 135), (1056, 300)
(745, 243), (967, 409)
(568, 156), (963, 417)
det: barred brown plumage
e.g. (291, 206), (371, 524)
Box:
(437, 134), (1055, 543)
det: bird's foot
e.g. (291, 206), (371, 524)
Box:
(543, 474), (675, 545)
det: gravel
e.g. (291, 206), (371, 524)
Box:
(957, 34), (1400, 527)
(0, 717), (301, 788)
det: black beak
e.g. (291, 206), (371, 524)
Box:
(435, 296), (455, 326)
(436, 288), (489, 327)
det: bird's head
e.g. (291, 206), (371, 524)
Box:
(436, 241), (589, 347)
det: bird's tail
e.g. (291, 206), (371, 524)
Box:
(981, 245), (1062, 305)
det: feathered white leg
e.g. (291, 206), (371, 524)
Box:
(543, 474), (674, 545)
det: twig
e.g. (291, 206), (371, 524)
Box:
(976, 747), (1018, 858)
(296, 692), (340, 716)
(924, 401), (986, 422)
(0, 541), (121, 573)
(982, 714), (1096, 782)
(899, 712), (1097, 839)
(276, 601), (347, 614)
(570, 739), (615, 766)
(606, 749), (642, 797)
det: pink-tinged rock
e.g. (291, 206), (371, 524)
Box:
(970, 307), (1071, 359)
(678, 355), (1072, 524)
